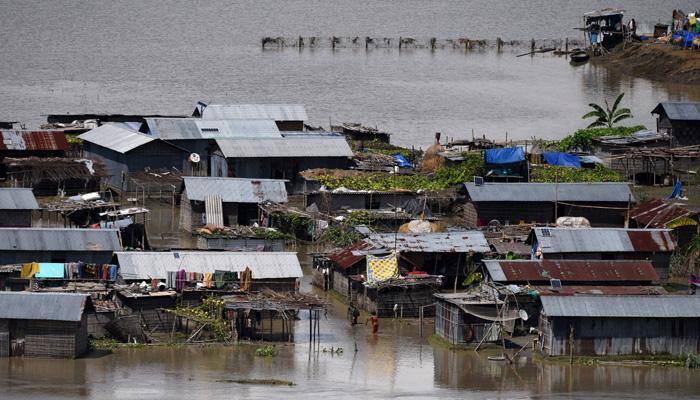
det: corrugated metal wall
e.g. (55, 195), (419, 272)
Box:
(435, 301), (500, 346)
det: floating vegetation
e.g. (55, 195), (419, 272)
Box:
(217, 378), (295, 386)
(255, 345), (278, 357)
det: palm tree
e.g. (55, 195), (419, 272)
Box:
(582, 93), (633, 128)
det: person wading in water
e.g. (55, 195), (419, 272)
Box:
(366, 311), (379, 334)
(347, 302), (360, 326)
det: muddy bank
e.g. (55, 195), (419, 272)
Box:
(595, 42), (700, 84)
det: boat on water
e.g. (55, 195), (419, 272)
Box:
(570, 51), (590, 64)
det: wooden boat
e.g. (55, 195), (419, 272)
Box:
(570, 51), (590, 64)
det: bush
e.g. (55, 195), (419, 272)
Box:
(557, 125), (646, 152)
(530, 164), (624, 183)
(255, 345), (278, 357)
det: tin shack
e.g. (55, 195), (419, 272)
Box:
(79, 123), (189, 191)
(527, 227), (677, 280)
(179, 176), (288, 231)
(539, 295), (700, 357)
(196, 103), (308, 131)
(0, 292), (93, 358)
(0, 228), (121, 264)
(651, 102), (700, 146)
(0, 188), (38, 227)
(461, 182), (633, 227)
(629, 198), (699, 247)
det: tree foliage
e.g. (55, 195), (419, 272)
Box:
(530, 164), (624, 183)
(582, 93), (633, 128)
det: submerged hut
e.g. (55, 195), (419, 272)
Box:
(196, 103), (308, 131)
(115, 251), (303, 293)
(2, 157), (107, 196)
(538, 295), (700, 357)
(79, 123), (189, 191)
(179, 176), (288, 231)
(0, 188), (38, 227)
(0, 292), (93, 358)
(434, 293), (519, 347)
(651, 102), (700, 146)
(0, 228), (121, 264)
(461, 182), (633, 227)
(527, 227), (677, 280)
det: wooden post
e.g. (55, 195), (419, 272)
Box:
(569, 324), (575, 364)
(497, 37), (503, 52)
(565, 37), (569, 52)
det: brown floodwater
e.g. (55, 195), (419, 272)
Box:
(2, 257), (699, 399)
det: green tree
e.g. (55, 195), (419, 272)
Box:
(582, 93), (633, 128)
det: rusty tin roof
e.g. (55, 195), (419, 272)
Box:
(483, 259), (659, 283)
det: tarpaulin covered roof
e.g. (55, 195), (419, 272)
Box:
(652, 102), (700, 121)
(0, 188), (39, 210)
(0, 130), (69, 152)
(0, 292), (92, 322)
(0, 228), (121, 251)
(542, 152), (581, 168)
(79, 123), (155, 153)
(216, 135), (353, 158)
(201, 104), (308, 121)
(365, 231), (491, 253)
(484, 147), (525, 164)
(116, 251), (302, 280)
(530, 227), (676, 254)
(483, 259), (658, 283)
(541, 295), (700, 318)
(463, 182), (633, 203)
(629, 199), (697, 228)
(145, 118), (281, 140)
(182, 176), (288, 203)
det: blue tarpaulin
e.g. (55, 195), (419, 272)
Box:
(485, 147), (525, 164)
(668, 179), (682, 199)
(36, 263), (65, 279)
(393, 154), (411, 168)
(543, 152), (581, 168)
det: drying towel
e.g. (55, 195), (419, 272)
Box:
(366, 252), (398, 283)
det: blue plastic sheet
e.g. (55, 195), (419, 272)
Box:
(485, 147), (525, 164)
(393, 154), (411, 168)
(668, 179), (681, 199)
(543, 152), (581, 168)
(36, 263), (65, 279)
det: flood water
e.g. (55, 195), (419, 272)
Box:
(2, 259), (699, 399)
(2, 1), (700, 147)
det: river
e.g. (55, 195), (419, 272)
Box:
(1, 1), (700, 148)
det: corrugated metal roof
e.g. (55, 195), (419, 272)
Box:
(328, 241), (375, 270)
(216, 136), (353, 158)
(0, 130), (69, 151)
(145, 118), (281, 140)
(116, 251), (302, 280)
(652, 102), (700, 121)
(0, 292), (91, 322)
(78, 123), (155, 153)
(483, 259), (658, 283)
(0, 228), (121, 251)
(0, 188), (39, 210)
(530, 285), (667, 296)
(541, 295), (700, 318)
(629, 199), (697, 228)
(463, 182), (633, 203)
(201, 104), (308, 121)
(365, 231), (491, 253)
(182, 176), (288, 203)
(531, 228), (676, 253)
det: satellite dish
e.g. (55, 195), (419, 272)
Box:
(189, 153), (201, 163)
(519, 309), (529, 321)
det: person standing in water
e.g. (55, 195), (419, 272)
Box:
(347, 302), (360, 326)
(366, 311), (379, 334)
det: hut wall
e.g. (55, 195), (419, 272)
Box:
(435, 301), (500, 346)
(0, 319), (8, 357)
(471, 201), (627, 227)
(196, 236), (285, 251)
(119, 296), (177, 332)
(0, 250), (114, 264)
(0, 210), (32, 227)
(179, 192), (194, 232)
(250, 278), (297, 293)
(87, 312), (114, 338)
(229, 157), (349, 193)
(275, 121), (304, 131)
(670, 121), (700, 147)
(541, 316), (700, 357)
(307, 192), (417, 213)
(358, 286), (438, 318)
(332, 270), (350, 299)
(231, 309), (294, 342)
(23, 318), (86, 358)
